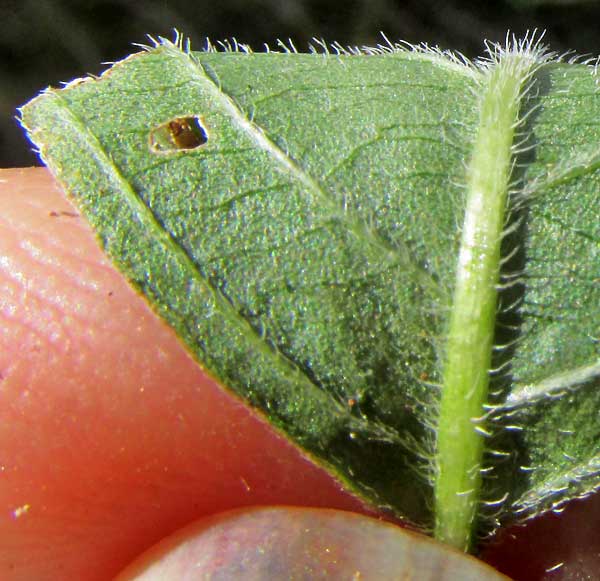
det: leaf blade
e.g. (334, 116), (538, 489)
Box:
(22, 45), (478, 527)
(19, 40), (600, 548)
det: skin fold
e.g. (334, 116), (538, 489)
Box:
(0, 167), (598, 580)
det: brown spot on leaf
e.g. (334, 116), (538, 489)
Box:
(149, 116), (208, 153)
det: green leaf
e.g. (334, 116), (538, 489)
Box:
(19, 35), (600, 552)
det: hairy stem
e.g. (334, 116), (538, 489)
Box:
(434, 50), (538, 551)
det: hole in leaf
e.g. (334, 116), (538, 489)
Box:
(149, 116), (208, 153)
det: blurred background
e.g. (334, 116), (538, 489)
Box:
(3, 0), (600, 166)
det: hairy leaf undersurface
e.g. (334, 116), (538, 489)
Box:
(20, 35), (600, 552)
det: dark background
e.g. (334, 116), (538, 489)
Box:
(3, 0), (600, 167)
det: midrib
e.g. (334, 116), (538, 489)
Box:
(433, 50), (540, 551)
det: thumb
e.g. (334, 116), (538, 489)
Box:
(116, 507), (508, 580)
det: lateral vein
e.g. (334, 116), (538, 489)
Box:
(505, 361), (600, 407)
(43, 89), (349, 415)
(176, 46), (440, 296)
